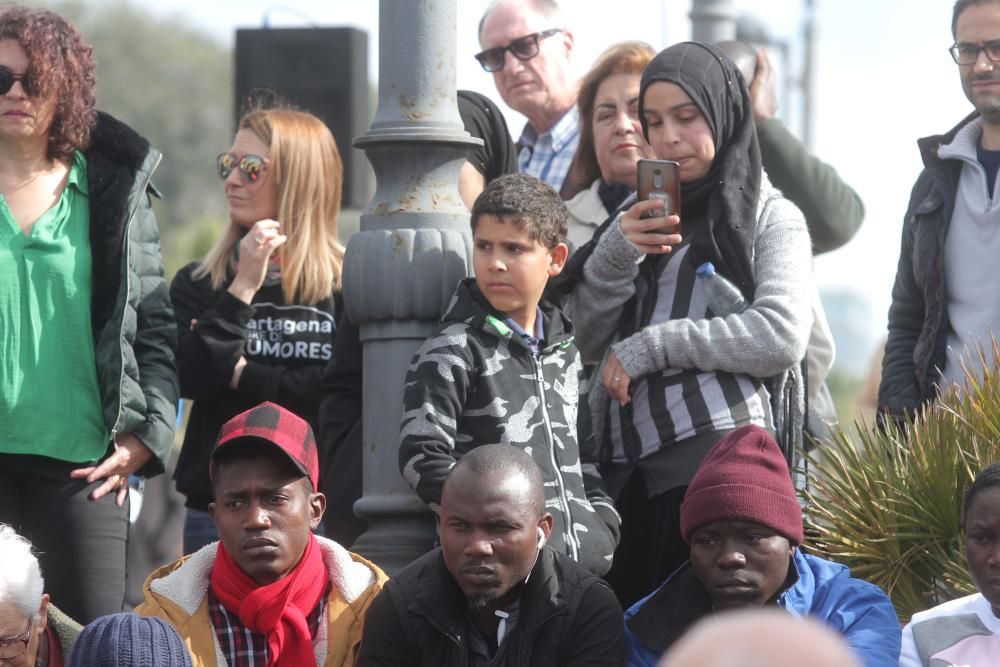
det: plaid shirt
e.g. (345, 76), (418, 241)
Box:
(207, 584), (329, 667)
(516, 107), (579, 194)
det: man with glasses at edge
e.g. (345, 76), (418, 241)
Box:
(880, 0), (1000, 426)
(477, 0), (581, 197)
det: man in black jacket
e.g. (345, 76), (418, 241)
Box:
(356, 444), (625, 666)
(880, 0), (1000, 420)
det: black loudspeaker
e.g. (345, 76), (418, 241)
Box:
(235, 27), (371, 209)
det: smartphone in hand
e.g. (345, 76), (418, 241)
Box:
(636, 159), (680, 228)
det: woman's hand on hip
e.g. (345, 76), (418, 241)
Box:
(70, 433), (154, 506)
(620, 199), (682, 254)
(228, 219), (287, 304)
(602, 352), (633, 406)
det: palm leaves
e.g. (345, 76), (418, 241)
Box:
(802, 342), (1000, 622)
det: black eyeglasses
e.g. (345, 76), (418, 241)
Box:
(0, 618), (32, 660)
(217, 152), (269, 186)
(0, 65), (34, 96)
(474, 29), (563, 73)
(950, 40), (1000, 65)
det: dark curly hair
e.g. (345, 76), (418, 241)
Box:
(0, 5), (97, 160)
(470, 173), (568, 249)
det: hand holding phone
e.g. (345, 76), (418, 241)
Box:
(619, 198), (682, 255)
(636, 159), (681, 227)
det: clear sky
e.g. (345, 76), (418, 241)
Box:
(106, 0), (972, 349)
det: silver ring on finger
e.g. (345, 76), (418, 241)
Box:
(613, 376), (622, 382)
(255, 233), (265, 245)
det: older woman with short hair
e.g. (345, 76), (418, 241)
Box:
(564, 41), (655, 249)
(0, 524), (82, 667)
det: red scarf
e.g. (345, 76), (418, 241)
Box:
(210, 534), (328, 667)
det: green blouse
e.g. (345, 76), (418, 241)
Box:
(0, 151), (108, 462)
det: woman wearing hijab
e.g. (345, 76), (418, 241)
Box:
(567, 42), (813, 607)
(316, 90), (517, 546)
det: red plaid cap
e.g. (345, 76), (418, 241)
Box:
(211, 402), (319, 490)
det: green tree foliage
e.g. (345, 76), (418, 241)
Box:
(31, 0), (232, 276)
(803, 343), (1000, 622)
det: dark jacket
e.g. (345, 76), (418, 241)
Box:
(317, 314), (368, 546)
(356, 546), (626, 667)
(623, 550), (901, 667)
(757, 117), (865, 255)
(170, 262), (341, 509)
(878, 113), (976, 417)
(87, 112), (178, 474)
(398, 279), (620, 575)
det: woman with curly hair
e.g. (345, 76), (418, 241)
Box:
(0, 6), (177, 624)
(170, 107), (346, 552)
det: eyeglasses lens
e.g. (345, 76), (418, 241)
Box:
(509, 35), (540, 60)
(217, 153), (236, 180)
(217, 153), (265, 185)
(240, 155), (264, 183)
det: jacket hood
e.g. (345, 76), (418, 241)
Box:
(917, 111), (980, 168)
(86, 111), (162, 326)
(442, 278), (573, 350)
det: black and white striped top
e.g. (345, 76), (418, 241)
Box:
(607, 242), (773, 485)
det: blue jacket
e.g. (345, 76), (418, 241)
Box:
(623, 550), (901, 667)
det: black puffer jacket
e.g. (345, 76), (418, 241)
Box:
(878, 112), (976, 418)
(356, 546), (625, 666)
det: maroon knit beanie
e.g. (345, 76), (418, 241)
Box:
(680, 425), (803, 545)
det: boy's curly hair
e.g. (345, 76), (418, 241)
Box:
(0, 6), (97, 160)
(470, 173), (568, 249)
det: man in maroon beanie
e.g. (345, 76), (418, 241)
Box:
(621, 425), (901, 667)
(136, 402), (387, 666)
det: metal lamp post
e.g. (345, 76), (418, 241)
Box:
(346, 0), (481, 573)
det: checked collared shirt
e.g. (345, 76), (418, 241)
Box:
(516, 107), (579, 194)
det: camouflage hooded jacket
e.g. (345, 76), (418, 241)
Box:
(399, 279), (620, 576)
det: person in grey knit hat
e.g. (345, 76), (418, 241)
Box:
(66, 613), (192, 667)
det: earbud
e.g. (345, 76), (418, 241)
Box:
(536, 526), (546, 550)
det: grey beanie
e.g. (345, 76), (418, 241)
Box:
(67, 613), (192, 667)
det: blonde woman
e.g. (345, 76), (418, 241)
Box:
(170, 108), (345, 552)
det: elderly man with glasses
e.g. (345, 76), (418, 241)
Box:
(0, 525), (83, 667)
(880, 0), (1000, 425)
(477, 0), (580, 197)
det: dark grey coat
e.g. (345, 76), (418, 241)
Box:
(87, 112), (178, 474)
(878, 113), (977, 418)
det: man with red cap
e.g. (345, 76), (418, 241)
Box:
(622, 425), (900, 667)
(136, 401), (387, 666)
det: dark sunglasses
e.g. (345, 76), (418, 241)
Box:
(216, 152), (268, 186)
(0, 65), (35, 96)
(474, 28), (562, 73)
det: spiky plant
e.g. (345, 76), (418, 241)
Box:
(802, 342), (1000, 622)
